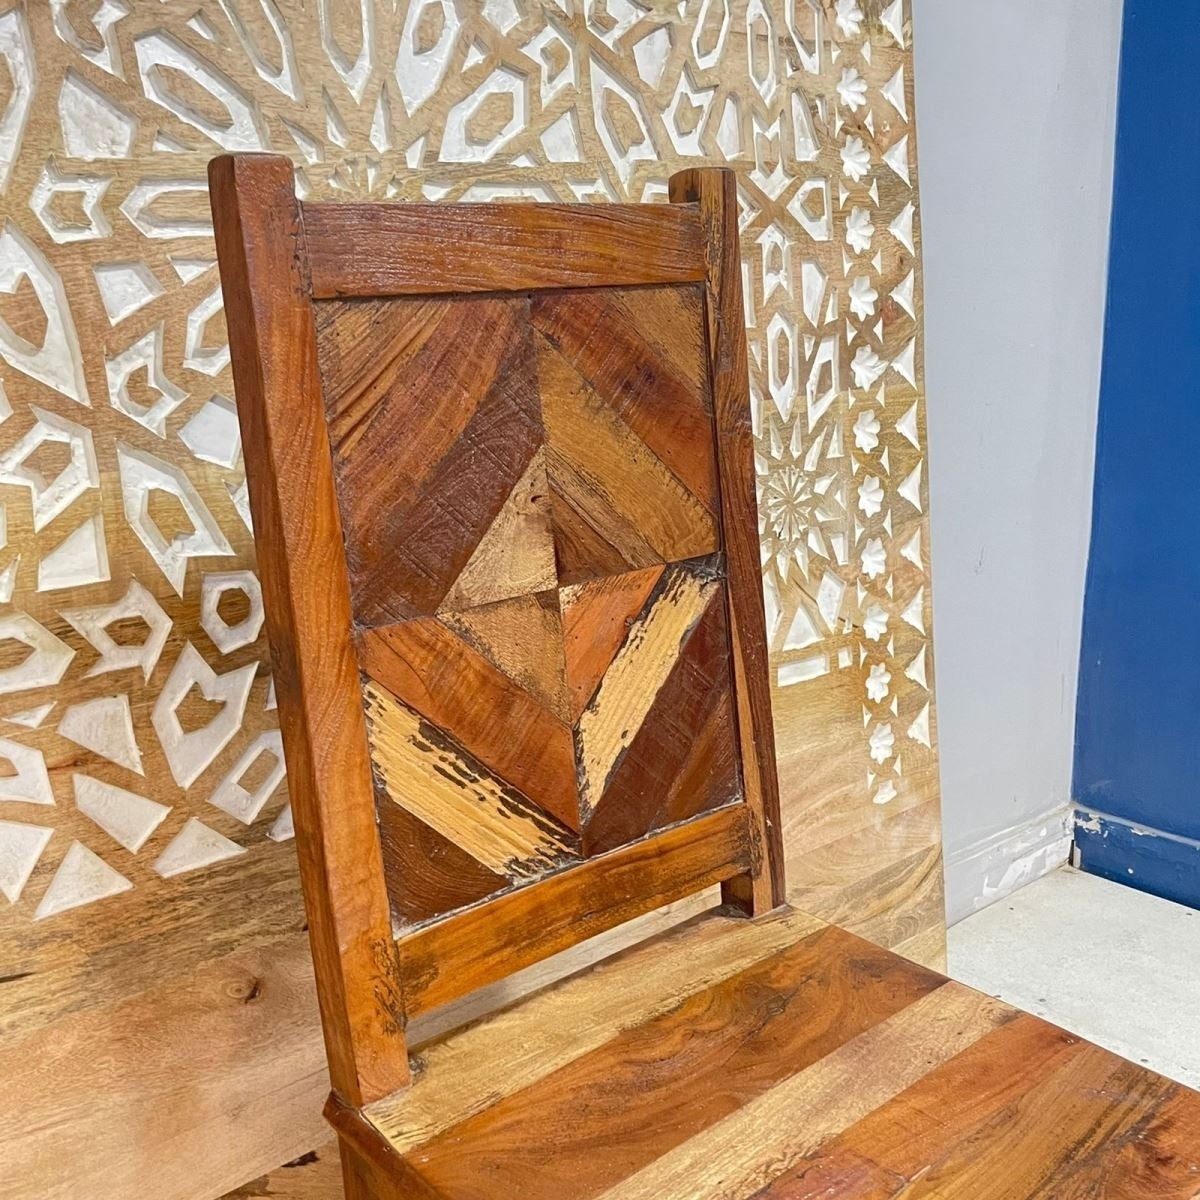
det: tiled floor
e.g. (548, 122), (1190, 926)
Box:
(948, 864), (1200, 1090)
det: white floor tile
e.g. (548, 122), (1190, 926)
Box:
(947, 865), (1200, 1090)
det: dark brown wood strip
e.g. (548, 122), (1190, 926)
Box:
(904, 1048), (1200, 1200)
(749, 1014), (1080, 1199)
(304, 202), (706, 297)
(538, 335), (719, 579)
(358, 619), (580, 833)
(394, 804), (755, 1019)
(315, 295), (490, 500)
(209, 153), (409, 1103)
(669, 168), (786, 914)
(331, 299), (545, 624)
(659, 689), (741, 827)
(375, 801), (508, 930)
(404, 926), (946, 1200)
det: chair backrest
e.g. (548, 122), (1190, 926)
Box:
(209, 154), (785, 1106)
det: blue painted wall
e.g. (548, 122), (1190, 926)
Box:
(1073, 2), (1200, 908)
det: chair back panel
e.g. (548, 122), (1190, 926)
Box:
(211, 154), (784, 1097)
(313, 282), (745, 933)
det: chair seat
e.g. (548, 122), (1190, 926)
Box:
(334, 907), (1200, 1200)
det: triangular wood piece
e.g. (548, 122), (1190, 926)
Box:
(439, 590), (569, 723)
(440, 448), (557, 612)
(376, 795), (508, 929)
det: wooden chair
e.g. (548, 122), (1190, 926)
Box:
(211, 154), (1200, 1200)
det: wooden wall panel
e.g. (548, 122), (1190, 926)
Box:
(0, 2), (941, 1196)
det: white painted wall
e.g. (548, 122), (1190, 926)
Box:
(912, 0), (1124, 923)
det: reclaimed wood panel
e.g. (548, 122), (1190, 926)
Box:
(313, 277), (760, 957)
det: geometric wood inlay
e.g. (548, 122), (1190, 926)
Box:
(315, 285), (743, 930)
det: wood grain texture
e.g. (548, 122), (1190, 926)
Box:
(754, 1012), (1200, 1200)
(304, 203), (706, 298)
(210, 163), (955, 1200)
(368, 905), (827, 1151)
(362, 680), (579, 879)
(228, 909), (1200, 1200)
(595, 982), (1014, 1200)
(374, 802), (507, 929)
(582, 586), (740, 854)
(405, 925), (942, 1200)
(560, 567), (664, 721)
(436, 592), (569, 720)
(670, 169), (786, 915)
(317, 294), (545, 625)
(2, 923), (329, 1200)
(209, 153), (407, 1105)
(572, 560), (720, 819)
(531, 285), (718, 512)
(359, 620), (580, 835)
(538, 318), (719, 582)
(287, 187), (782, 1001)
(223, 1146), (342, 1200)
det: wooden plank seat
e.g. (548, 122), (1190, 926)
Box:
(210, 155), (1200, 1200)
(280, 906), (1200, 1200)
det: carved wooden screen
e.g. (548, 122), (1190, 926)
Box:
(212, 154), (784, 1098)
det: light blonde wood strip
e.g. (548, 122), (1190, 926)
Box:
(365, 906), (826, 1151)
(595, 981), (1015, 1200)
(892, 921), (950, 973)
(363, 682), (576, 878)
(576, 564), (718, 813)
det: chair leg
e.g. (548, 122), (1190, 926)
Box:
(338, 1134), (438, 1200)
(339, 1137), (374, 1200)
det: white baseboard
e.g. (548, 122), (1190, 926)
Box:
(945, 803), (1074, 926)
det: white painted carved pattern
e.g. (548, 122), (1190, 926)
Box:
(0, 0), (931, 921)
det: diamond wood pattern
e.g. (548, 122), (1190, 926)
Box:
(315, 283), (745, 930)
